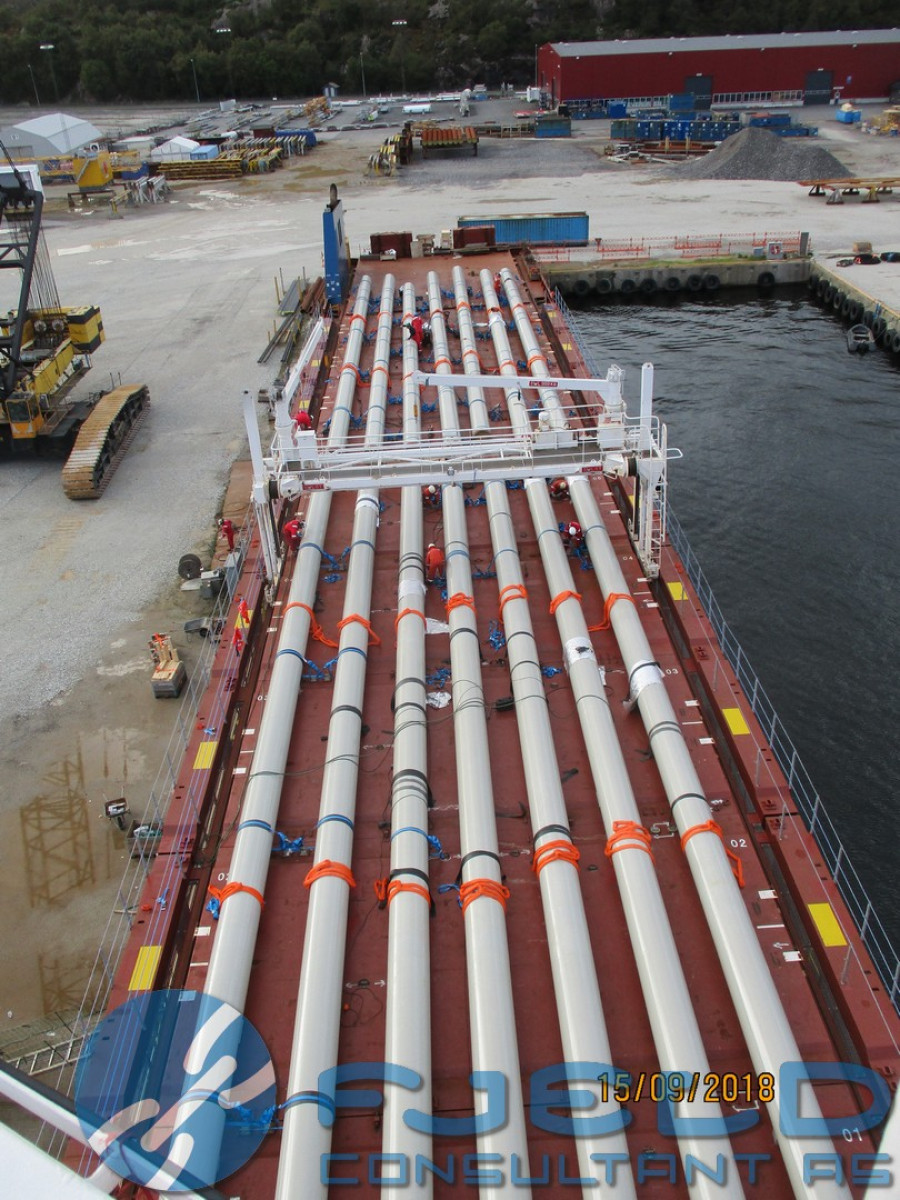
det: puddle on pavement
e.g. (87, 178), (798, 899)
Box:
(0, 725), (155, 1044)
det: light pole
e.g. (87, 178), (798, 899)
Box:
(39, 43), (58, 103)
(190, 57), (201, 103)
(391, 19), (407, 96)
(27, 63), (41, 106)
(360, 51), (366, 99)
(215, 27), (233, 98)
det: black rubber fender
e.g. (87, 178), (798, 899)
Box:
(596, 276), (613, 294)
(178, 553), (202, 581)
(891, 329), (900, 354)
(664, 276), (681, 292)
(571, 277), (591, 298)
(863, 309), (875, 328)
(872, 316), (887, 338)
(703, 273), (720, 291)
(619, 278), (637, 294)
(831, 288), (845, 310)
(840, 295), (853, 316)
(686, 274), (704, 292)
(639, 277), (658, 295)
(757, 271), (776, 288)
(848, 300), (863, 322)
(817, 277), (829, 299)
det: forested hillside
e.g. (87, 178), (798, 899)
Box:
(0, 0), (895, 105)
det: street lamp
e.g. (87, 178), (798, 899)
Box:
(190, 57), (201, 103)
(27, 63), (41, 106)
(360, 51), (366, 99)
(40, 43), (59, 103)
(391, 19), (407, 96)
(215, 27), (234, 98)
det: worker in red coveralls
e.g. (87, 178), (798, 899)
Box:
(218, 517), (235, 552)
(283, 517), (303, 552)
(237, 597), (251, 627)
(405, 315), (424, 349)
(422, 483), (441, 509)
(232, 626), (244, 656)
(562, 520), (583, 552)
(425, 542), (445, 583)
(295, 409), (313, 431)
(549, 477), (570, 501)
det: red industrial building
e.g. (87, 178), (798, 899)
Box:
(537, 30), (900, 108)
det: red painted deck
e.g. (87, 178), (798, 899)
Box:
(95, 248), (899, 1198)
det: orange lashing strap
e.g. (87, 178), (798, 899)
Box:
(589, 592), (637, 632)
(459, 878), (510, 915)
(446, 592), (475, 614)
(604, 820), (655, 862)
(349, 312), (367, 327)
(527, 351), (546, 370)
(680, 819), (744, 888)
(370, 363), (389, 380)
(433, 354), (452, 369)
(395, 607), (426, 629)
(374, 877), (432, 907)
(284, 600), (339, 648)
(304, 859), (356, 889)
(549, 589), (582, 615)
(340, 362), (369, 386)
(532, 839), (580, 875)
(498, 583), (528, 617)
(207, 881), (265, 909)
(337, 613), (382, 646)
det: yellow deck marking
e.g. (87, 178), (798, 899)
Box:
(808, 902), (847, 947)
(193, 740), (218, 770)
(723, 707), (750, 735)
(667, 581), (687, 601)
(128, 945), (162, 991)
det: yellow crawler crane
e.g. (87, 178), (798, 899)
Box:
(0, 145), (148, 497)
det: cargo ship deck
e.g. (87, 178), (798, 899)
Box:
(62, 229), (899, 1198)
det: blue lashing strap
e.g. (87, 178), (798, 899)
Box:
(465, 488), (486, 507)
(273, 831), (305, 855)
(323, 573), (342, 583)
(392, 826), (444, 858)
(206, 896), (221, 920)
(487, 619), (506, 650)
(489, 405), (503, 422)
(317, 813), (355, 829)
(238, 819), (274, 834)
(541, 665), (562, 678)
(303, 660), (328, 681)
(506, 479), (523, 490)
(422, 401), (437, 413)
(438, 881), (462, 907)
(427, 666), (452, 687)
(225, 1102), (276, 1131)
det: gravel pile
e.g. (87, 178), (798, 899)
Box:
(672, 126), (852, 182)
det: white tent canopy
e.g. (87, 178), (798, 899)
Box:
(149, 135), (200, 162)
(0, 112), (103, 158)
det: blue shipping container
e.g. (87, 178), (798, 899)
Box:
(457, 212), (589, 246)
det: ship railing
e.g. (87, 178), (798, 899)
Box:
(535, 230), (805, 263)
(37, 512), (256, 1149)
(667, 508), (900, 1018)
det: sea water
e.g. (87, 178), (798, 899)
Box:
(572, 290), (900, 951)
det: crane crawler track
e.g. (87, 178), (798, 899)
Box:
(61, 383), (149, 500)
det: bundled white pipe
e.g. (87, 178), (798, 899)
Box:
(524, 476), (745, 1199)
(478, 270), (531, 433)
(569, 474), (846, 1200)
(380, 281), (433, 1187)
(485, 268), (567, 429)
(442, 481), (533, 1196)
(175, 279), (374, 1186)
(451, 265), (489, 430)
(481, 478), (636, 1196)
(426, 269), (460, 437)
(275, 274), (394, 1199)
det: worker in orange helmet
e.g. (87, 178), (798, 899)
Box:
(422, 483), (441, 508)
(232, 626), (244, 656)
(295, 409), (313, 431)
(237, 597), (251, 627)
(425, 542), (445, 583)
(218, 517), (235, 552)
